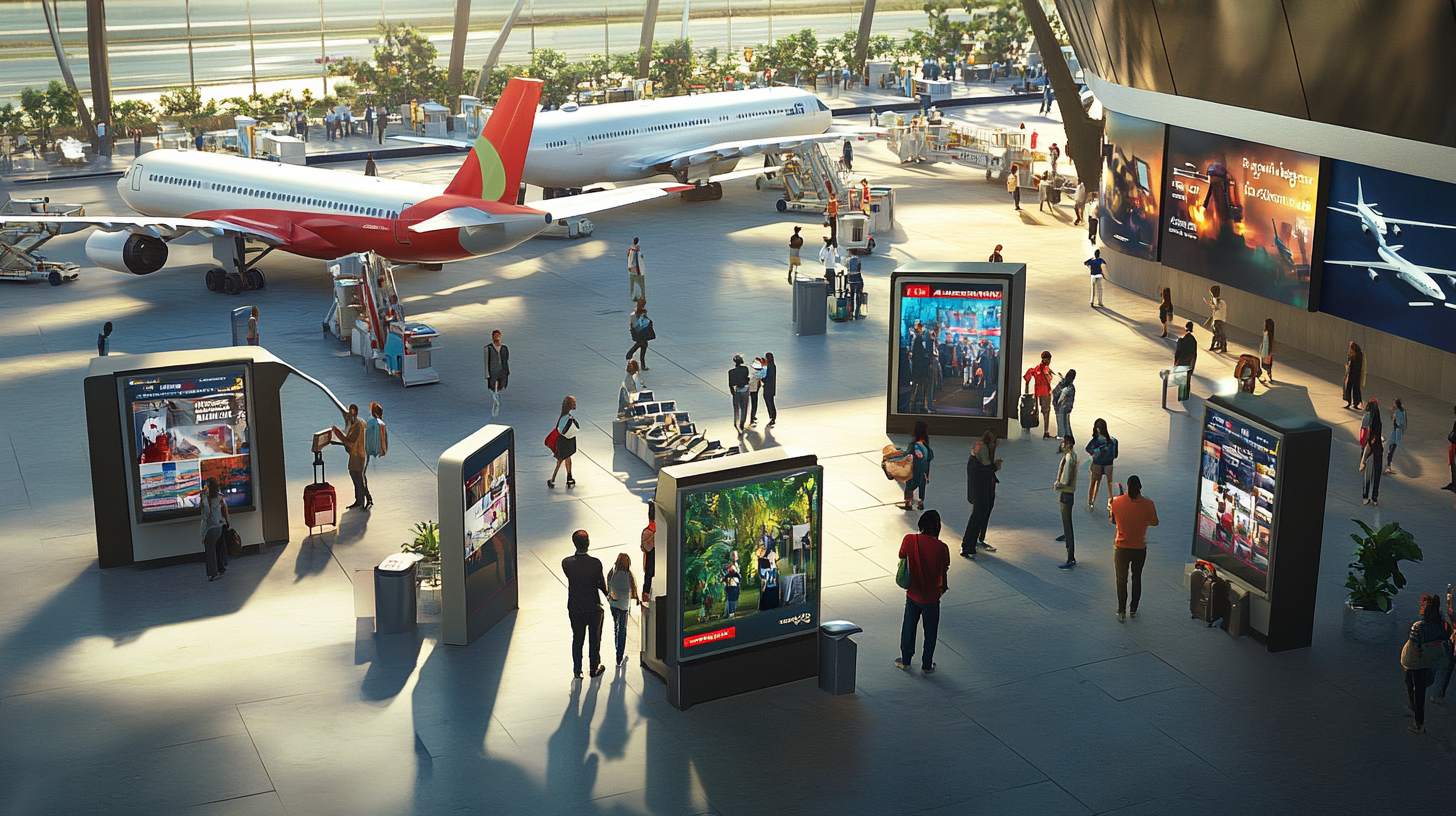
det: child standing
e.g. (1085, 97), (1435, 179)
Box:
(607, 553), (639, 666)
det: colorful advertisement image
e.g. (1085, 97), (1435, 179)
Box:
(1196, 408), (1280, 592)
(893, 280), (1004, 417)
(126, 367), (252, 522)
(463, 443), (515, 606)
(680, 468), (821, 660)
(1099, 111), (1165, 260)
(1162, 127), (1319, 309)
(1319, 161), (1456, 354)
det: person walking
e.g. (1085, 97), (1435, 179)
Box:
(640, 504), (657, 603)
(1022, 351), (1057, 440)
(1037, 173), (1052, 213)
(1073, 179), (1087, 226)
(97, 321), (113, 356)
(1110, 475), (1158, 621)
(826, 196), (840, 244)
(199, 477), (229, 581)
(627, 237), (646, 302)
(1174, 321), (1199, 400)
(1386, 399), (1406, 473)
(1360, 398), (1383, 454)
(1362, 429), (1385, 506)
(1085, 250), (1106, 307)
(900, 421), (933, 511)
(625, 299), (652, 371)
(485, 329), (510, 408)
(895, 510), (950, 676)
(363, 402), (387, 510)
(747, 357), (765, 426)
(1260, 319), (1275, 383)
(606, 553), (639, 666)
(364, 153), (377, 177)
(1086, 192), (1099, 242)
(1052, 369), (1076, 440)
(1007, 165), (1021, 211)
(1054, 435), (1078, 569)
(563, 530), (609, 679)
(962, 431), (1002, 558)
(988, 244), (1004, 263)
(1344, 341), (1366, 409)
(1158, 288), (1174, 338)
(246, 306), (259, 345)
(332, 404), (369, 509)
(788, 226), (804, 283)
(375, 106), (387, 144)
(1085, 418), (1119, 511)
(1403, 594), (1452, 734)
(1429, 591), (1456, 706)
(1048, 143), (1061, 176)
(728, 354), (751, 431)
(842, 138), (854, 172)
(549, 396), (579, 488)
(761, 352), (778, 427)
(364, 103), (374, 136)
(1039, 81), (1053, 115)
(819, 237), (840, 295)
(1204, 286), (1228, 352)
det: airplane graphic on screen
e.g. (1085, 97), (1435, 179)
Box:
(1324, 178), (1456, 304)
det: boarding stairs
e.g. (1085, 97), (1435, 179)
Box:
(0, 197), (83, 285)
(758, 143), (850, 214)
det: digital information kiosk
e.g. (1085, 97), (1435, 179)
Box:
(644, 448), (823, 709)
(887, 262), (1026, 438)
(438, 425), (519, 646)
(1193, 394), (1331, 652)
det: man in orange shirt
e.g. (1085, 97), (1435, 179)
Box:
(826, 195), (840, 244)
(1109, 475), (1159, 622)
(1022, 350), (1058, 440)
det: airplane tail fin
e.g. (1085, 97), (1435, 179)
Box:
(444, 77), (542, 203)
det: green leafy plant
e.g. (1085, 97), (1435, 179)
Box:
(402, 520), (440, 563)
(1345, 520), (1422, 611)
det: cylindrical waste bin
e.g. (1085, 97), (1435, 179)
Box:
(793, 276), (827, 336)
(818, 619), (863, 695)
(374, 553), (421, 634)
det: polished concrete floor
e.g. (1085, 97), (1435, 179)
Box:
(1, 101), (1451, 816)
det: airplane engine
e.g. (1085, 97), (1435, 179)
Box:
(86, 231), (169, 275)
(1393, 224), (1402, 236)
(1360, 222), (1370, 234)
(1367, 268), (1380, 282)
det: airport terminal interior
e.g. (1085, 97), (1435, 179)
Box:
(3, 2), (1456, 814)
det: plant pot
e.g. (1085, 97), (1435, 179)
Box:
(418, 581), (441, 616)
(1342, 600), (1398, 643)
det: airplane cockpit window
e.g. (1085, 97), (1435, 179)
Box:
(815, 98), (831, 112)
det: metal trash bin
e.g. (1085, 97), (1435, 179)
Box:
(818, 619), (863, 695)
(793, 276), (827, 336)
(374, 553), (422, 634)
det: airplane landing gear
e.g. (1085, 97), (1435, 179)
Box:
(206, 235), (272, 294)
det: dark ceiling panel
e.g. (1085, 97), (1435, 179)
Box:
(1078, 0), (1124, 84)
(1092, 0), (1177, 94)
(1285, 0), (1456, 147)
(1151, 0), (1310, 119)
(1055, 0), (1107, 80)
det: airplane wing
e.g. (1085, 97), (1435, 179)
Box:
(1382, 216), (1456, 230)
(0, 213), (284, 243)
(1327, 206), (1360, 218)
(642, 132), (881, 175)
(386, 135), (471, 150)
(536, 167), (764, 221)
(1325, 258), (1456, 277)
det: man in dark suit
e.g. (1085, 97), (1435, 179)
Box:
(485, 330), (510, 408)
(1174, 321), (1199, 402)
(562, 530), (609, 679)
(909, 321), (933, 412)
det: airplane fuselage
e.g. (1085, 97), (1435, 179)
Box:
(118, 150), (547, 263)
(1375, 241), (1447, 301)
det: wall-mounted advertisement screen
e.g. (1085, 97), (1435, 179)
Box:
(678, 467), (821, 661)
(462, 434), (516, 610)
(124, 365), (253, 523)
(1099, 111), (1165, 260)
(1195, 407), (1281, 593)
(1318, 160), (1456, 354)
(1162, 127), (1319, 309)
(892, 279), (1005, 418)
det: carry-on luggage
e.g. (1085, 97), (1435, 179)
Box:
(1019, 383), (1040, 429)
(829, 296), (850, 322)
(224, 523), (243, 558)
(305, 454), (337, 534)
(1190, 558), (1229, 627)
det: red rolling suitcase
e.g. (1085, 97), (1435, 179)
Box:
(305, 458), (337, 533)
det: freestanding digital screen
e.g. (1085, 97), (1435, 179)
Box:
(1318, 160), (1456, 354)
(1162, 127), (1320, 309)
(1195, 406), (1281, 593)
(677, 467), (822, 661)
(461, 432), (516, 611)
(123, 364), (254, 523)
(892, 278), (1005, 419)
(1099, 111), (1165, 261)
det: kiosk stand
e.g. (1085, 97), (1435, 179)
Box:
(648, 448), (823, 709)
(437, 425), (519, 646)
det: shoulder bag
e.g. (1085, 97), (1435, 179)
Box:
(544, 427), (560, 454)
(1401, 621), (1451, 671)
(895, 550), (910, 589)
(882, 445), (913, 482)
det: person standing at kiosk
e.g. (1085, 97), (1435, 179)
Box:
(333, 404), (370, 509)
(200, 477), (229, 581)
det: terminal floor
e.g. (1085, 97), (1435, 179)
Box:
(1, 101), (1451, 815)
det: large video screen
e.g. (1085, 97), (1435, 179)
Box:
(678, 467), (822, 661)
(892, 278), (1005, 418)
(1318, 160), (1456, 354)
(1099, 111), (1165, 260)
(124, 365), (253, 523)
(1162, 127), (1320, 309)
(1195, 407), (1280, 593)
(462, 433), (516, 610)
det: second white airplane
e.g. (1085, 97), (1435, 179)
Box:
(1325, 178), (1456, 302)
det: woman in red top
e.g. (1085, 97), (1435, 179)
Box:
(1023, 350), (1057, 439)
(896, 510), (950, 675)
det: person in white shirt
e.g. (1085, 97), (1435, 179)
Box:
(199, 477), (229, 581)
(1204, 286), (1228, 352)
(819, 238), (840, 295)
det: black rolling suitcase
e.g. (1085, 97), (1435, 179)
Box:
(1190, 559), (1229, 627)
(1019, 383), (1040, 430)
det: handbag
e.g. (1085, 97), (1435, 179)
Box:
(882, 445), (912, 482)
(544, 428), (560, 454)
(895, 557), (910, 589)
(640, 318), (656, 341)
(1401, 622), (1451, 671)
(224, 523), (242, 558)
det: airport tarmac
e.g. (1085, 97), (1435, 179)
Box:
(1, 100), (1452, 814)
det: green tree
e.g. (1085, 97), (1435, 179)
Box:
(19, 86), (56, 143)
(110, 99), (156, 133)
(528, 49), (575, 107)
(0, 103), (23, 136)
(332, 22), (446, 107)
(480, 64), (530, 104)
(975, 0), (1030, 66)
(159, 86), (206, 117)
(650, 39), (695, 96)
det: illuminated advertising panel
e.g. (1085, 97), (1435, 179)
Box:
(1099, 111), (1165, 260)
(1195, 407), (1281, 593)
(892, 279), (1006, 419)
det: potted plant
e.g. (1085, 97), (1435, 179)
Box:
(402, 521), (442, 615)
(1342, 519), (1422, 643)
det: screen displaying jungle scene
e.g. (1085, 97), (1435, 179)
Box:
(678, 467), (822, 661)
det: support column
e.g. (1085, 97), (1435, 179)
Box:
(79, 0), (104, 154)
(852, 0), (876, 77)
(448, 0), (472, 100)
(637, 0), (660, 78)
(470, 0), (528, 99)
